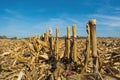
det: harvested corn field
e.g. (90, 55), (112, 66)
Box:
(0, 38), (120, 80)
(0, 20), (120, 80)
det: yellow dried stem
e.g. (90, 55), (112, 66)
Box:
(46, 30), (49, 42)
(81, 24), (91, 73)
(72, 24), (77, 38)
(44, 33), (47, 42)
(89, 19), (98, 73)
(66, 26), (71, 59)
(72, 25), (77, 62)
(89, 19), (97, 57)
(55, 27), (59, 60)
(37, 39), (49, 48)
(67, 26), (71, 39)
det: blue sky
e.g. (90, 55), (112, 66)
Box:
(0, 0), (120, 38)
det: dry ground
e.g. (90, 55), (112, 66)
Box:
(0, 38), (120, 80)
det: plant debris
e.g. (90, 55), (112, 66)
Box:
(0, 37), (120, 80)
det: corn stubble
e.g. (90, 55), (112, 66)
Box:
(0, 20), (120, 80)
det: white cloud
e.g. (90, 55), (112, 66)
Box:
(113, 7), (120, 11)
(33, 17), (88, 37)
(0, 9), (36, 38)
(2, 8), (120, 38)
(112, 7), (120, 14)
(88, 14), (120, 37)
(66, 18), (83, 26)
(93, 14), (120, 21)
(33, 18), (71, 36)
(38, 9), (46, 13)
(4, 9), (18, 15)
(91, 14), (120, 27)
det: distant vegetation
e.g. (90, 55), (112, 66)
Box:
(0, 35), (17, 39)
(0, 35), (7, 39)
